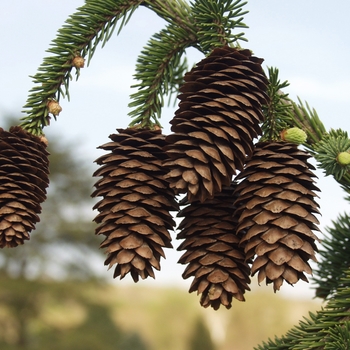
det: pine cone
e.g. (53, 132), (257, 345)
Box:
(164, 46), (268, 202)
(0, 126), (50, 247)
(233, 142), (320, 291)
(92, 127), (178, 282)
(177, 182), (251, 310)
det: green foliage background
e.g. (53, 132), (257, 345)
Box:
(0, 276), (320, 350)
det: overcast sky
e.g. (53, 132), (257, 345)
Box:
(0, 1), (350, 298)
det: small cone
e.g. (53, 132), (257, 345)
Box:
(164, 46), (268, 202)
(92, 127), (179, 282)
(177, 182), (251, 310)
(0, 126), (50, 247)
(233, 142), (320, 291)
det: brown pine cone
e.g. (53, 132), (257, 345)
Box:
(92, 127), (179, 282)
(233, 141), (320, 291)
(164, 46), (268, 203)
(0, 126), (50, 247)
(177, 182), (251, 310)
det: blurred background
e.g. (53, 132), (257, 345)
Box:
(0, 0), (349, 349)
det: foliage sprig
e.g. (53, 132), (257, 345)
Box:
(142, 0), (195, 36)
(254, 271), (350, 350)
(313, 129), (350, 183)
(21, 0), (145, 136)
(289, 97), (327, 146)
(312, 212), (350, 300)
(191, 0), (248, 53)
(128, 25), (192, 128)
(261, 67), (293, 141)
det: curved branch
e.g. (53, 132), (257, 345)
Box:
(128, 25), (196, 128)
(20, 0), (250, 134)
(191, 0), (248, 53)
(142, 0), (197, 40)
(21, 0), (145, 135)
(128, 0), (250, 127)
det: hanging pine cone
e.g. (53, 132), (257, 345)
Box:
(0, 126), (50, 247)
(164, 46), (268, 203)
(92, 127), (179, 282)
(177, 182), (251, 310)
(233, 142), (320, 291)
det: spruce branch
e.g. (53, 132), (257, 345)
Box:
(261, 67), (293, 141)
(277, 94), (350, 189)
(129, 0), (250, 127)
(21, 0), (145, 136)
(191, 0), (248, 53)
(312, 213), (350, 300)
(142, 0), (197, 40)
(128, 25), (193, 128)
(20, 0), (251, 133)
(255, 271), (350, 350)
(270, 84), (350, 189)
(313, 129), (350, 189)
(289, 97), (327, 146)
(146, 0), (249, 53)
(12, 0), (350, 347)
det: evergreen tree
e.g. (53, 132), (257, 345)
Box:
(1, 0), (350, 348)
(119, 332), (150, 350)
(188, 317), (216, 350)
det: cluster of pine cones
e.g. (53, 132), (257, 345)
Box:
(92, 46), (320, 310)
(0, 46), (319, 311)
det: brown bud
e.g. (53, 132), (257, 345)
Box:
(72, 56), (85, 68)
(39, 135), (49, 146)
(47, 100), (62, 116)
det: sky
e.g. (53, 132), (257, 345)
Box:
(0, 0), (350, 299)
